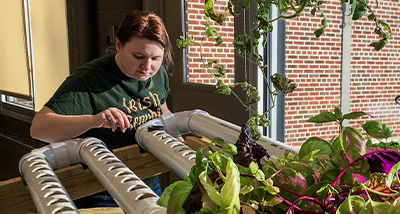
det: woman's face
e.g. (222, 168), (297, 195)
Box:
(115, 37), (164, 81)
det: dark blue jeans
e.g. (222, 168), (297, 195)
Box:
(74, 177), (161, 208)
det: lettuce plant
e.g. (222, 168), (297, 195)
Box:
(157, 107), (400, 213)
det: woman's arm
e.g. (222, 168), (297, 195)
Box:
(161, 102), (171, 114)
(30, 106), (130, 143)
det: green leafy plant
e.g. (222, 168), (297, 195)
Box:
(177, 0), (391, 140)
(161, 1), (396, 212)
(158, 107), (400, 213)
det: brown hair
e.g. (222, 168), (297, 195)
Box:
(116, 10), (173, 69)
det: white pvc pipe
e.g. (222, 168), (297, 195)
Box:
(135, 109), (297, 182)
(187, 113), (299, 157)
(18, 140), (84, 214)
(19, 138), (167, 214)
(79, 138), (166, 214)
(135, 118), (196, 178)
(159, 109), (208, 137)
(155, 110), (298, 157)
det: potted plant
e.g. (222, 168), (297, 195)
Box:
(158, 108), (400, 213)
(158, 0), (397, 213)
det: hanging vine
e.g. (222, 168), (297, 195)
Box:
(177, 0), (391, 140)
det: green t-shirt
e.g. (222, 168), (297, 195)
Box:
(45, 53), (170, 151)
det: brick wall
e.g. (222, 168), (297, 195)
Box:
(285, 1), (343, 147)
(185, 0), (400, 147)
(285, 0), (400, 146)
(348, 0), (400, 138)
(186, 0), (235, 84)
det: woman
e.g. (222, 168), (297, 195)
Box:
(30, 10), (174, 207)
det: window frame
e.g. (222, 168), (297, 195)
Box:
(0, 0), (35, 121)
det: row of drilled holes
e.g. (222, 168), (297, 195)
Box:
(154, 131), (197, 160)
(27, 157), (76, 213)
(87, 143), (158, 202)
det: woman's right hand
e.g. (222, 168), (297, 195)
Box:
(96, 107), (130, 132)
(30, 106), (131, 143)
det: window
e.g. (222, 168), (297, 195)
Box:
(2, 96), (33, 110)
(0, 0), (70, 115)
(0, 0), (34, 117)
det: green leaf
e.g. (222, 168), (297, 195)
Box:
(205, 26), (217, 38)
(252, 29), (260, 40)
(383, 125), (393, 139)
(215, 36), (223, 46)
(176, 35), (190, 48)
(233, 34), (252, 56)
(211, 152), (223, 167)
(360, 200), (400, 213)
(190, 149), (207, 184)
(343, 127), (364, 157)
(189, 163), (206, 185)
(249, 162), (258, 174)
(199, 170), (223, 206)
(362, 120), (392, 139)
(380, 21), (392, 39)
(264, 196), (283, 206)
(314, 27), (325, 38)
(366, 138), (373, 147)
(286, 162), (314, 175)
(195, 148), (204, 166)
(311, 7), (317, 16)
(240, 185), (254, 195)
(307, 111), (337, 123)
(162, 180), (193, 214)
(157, 180), (184, 207)
(321, 17), (327, 26)
(352, 10), (366, 20)
(216, 80), (232, 95)
(332, 132), (345, 152)
(220, 157), (241, 209)
(386, 160), (400, 188)
(204, 0), (213, 17)
(343, 111), (370, 120)
(254, 169), (266, 181)
(350, 0), (357, 13)
(334, 107), (343, 121)
(208, 60), (216, 66)
(320, 168), (342, 184)
(279, 0), (288, 13)
(337, 195), (365, 214)
(270, 73), (297, 94)
(213, 64), (226, 77)
(211, 137), (226, 145)
(260, 178), (280, 195)
(298, 137), (332, 160)
(370, 39), (387, 51)
(222, 143), (237, 155)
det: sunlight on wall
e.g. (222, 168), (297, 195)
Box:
(30, 0), (70, 111)
(0, 1), (31, 97)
